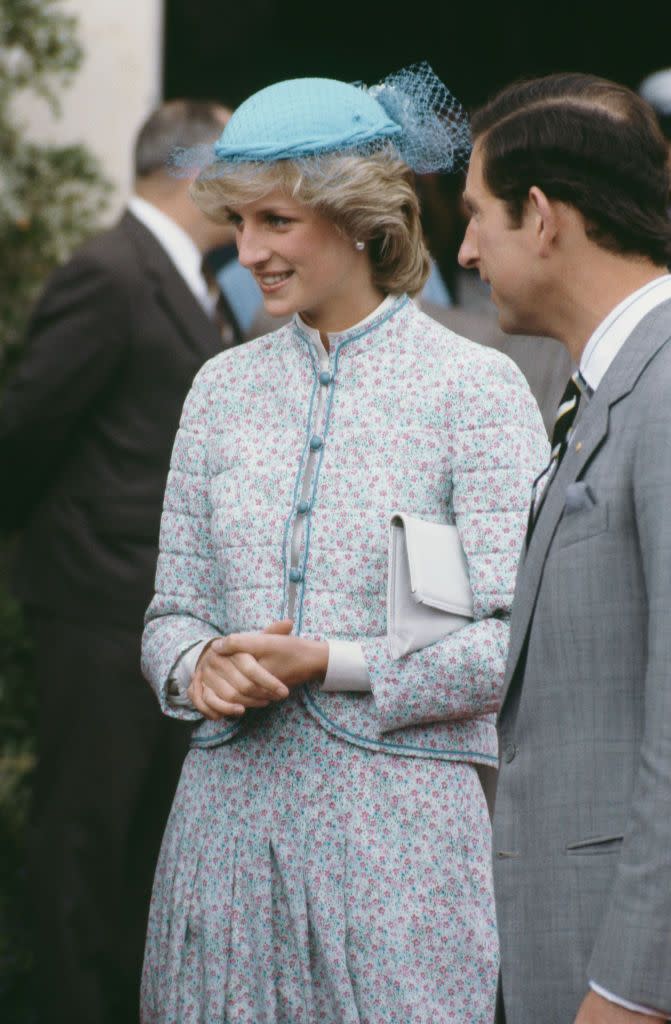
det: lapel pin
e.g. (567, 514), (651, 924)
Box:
(575, 441), (583, 451)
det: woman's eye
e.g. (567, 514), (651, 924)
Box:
(267, 214), (291, 227)
(225, 212), (242, 227)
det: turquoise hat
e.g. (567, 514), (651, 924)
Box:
(171, 62), (471, 178)
(215, 76), (402, 163)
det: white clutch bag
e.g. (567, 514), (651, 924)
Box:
(387, 513), (474, 660)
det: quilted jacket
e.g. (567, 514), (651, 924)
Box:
(142, 295), (549, 763)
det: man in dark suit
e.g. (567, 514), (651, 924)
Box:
(459, 74), (671, 1023)
(0, 100), (236, 1023)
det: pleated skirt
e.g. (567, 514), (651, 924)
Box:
(141, 696), (498, 1024)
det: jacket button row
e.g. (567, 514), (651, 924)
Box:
(309, 435), (323, 451)
(289, 568), (304, 583)
(297, 500), (311, 514)
(319, 371), (332, 386)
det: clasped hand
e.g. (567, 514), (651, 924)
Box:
(187, 619), (329, 720)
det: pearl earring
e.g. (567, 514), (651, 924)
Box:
(354, 240), (365, 251)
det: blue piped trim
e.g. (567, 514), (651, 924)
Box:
(291, 294), (409, 351)
(190, 720), (241, 747)
(288, 295), (411, 630)
(280, 364), (320, 616)
(294, 371), (338, 633)
(302, 689), (498, 763)
(293, 304), (409, 631)
(188, 695), (497, 762)
(302, 330), (321, 376)
(330, 295), (410, 350)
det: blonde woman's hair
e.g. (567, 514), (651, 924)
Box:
(190, 146), (431, 296)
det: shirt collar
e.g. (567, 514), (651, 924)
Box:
(128, 195), (211, 311)
(580, 274), (671, 392)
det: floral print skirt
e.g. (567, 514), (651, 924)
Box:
(141, 696), (498, 1023)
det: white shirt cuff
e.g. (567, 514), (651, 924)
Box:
(320, 640), (371, 692)
(589, 980), (665, 1016)
(167, 639), (211, 705)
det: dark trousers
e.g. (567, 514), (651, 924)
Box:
(27, 613), (190, 1024)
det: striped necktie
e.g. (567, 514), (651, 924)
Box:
(550, 371), (583, 467)
(526, 371), (584, 542)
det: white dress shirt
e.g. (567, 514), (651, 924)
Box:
(580, 274), (671, 391)
(578, 273), (671, 1018)
(127, 195), (213, 314)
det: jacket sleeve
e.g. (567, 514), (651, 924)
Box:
(587, 386), (671, 1015)
(0, 252), (132, 529)
(360, 355), (549, 733)
(141, 366), (224, 721)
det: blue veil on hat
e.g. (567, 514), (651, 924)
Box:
(172, 62), (471, 178)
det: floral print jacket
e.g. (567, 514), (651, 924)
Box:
(142, 295), (549, 763)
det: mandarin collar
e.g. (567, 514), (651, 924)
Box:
(292, 294), (408, 355)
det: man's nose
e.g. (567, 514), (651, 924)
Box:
(457, 221), (478, 269)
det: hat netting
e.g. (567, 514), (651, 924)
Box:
(170, 62), (471, 179)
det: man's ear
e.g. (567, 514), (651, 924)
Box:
(527, 186), (559, 256)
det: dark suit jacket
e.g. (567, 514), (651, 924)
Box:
(0, 211), (223, 627)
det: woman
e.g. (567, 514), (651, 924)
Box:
(141, 66), (549, 1023)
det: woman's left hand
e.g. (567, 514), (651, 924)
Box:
(212, 620), (329, 689)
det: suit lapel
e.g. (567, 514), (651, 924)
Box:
(121, 211), (223, 359)
(501, 298), (671, 710)
(501, 396), (609, 702)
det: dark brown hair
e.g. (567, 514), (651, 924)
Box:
(472, 73), (671, 264)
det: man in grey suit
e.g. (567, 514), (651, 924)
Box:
(459, 73), (671, 1023)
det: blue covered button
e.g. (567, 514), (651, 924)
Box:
(289, 568), (303, 583)
(309, 435), (323, 451)
(297, 500), (311, 514)
(319, 371), (332, 386)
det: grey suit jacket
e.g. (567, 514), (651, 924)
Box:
(494, 298), (671, 1022)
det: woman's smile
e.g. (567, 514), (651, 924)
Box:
(227, 188), (382, 332)
(255, 270), (294, 292)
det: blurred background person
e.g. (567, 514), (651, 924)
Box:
(639, 69), (671, 259)
(639, 67), (671, 161)
(0, 99), (239, 1024)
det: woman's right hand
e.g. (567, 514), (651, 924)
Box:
(187, 621), (293, 720)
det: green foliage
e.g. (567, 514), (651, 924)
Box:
(0, 573), (35, 1019)
(0, 129), (110, 374)
(0, 0), (82, 104)
(0, 0), (111, 373)
(0, 2), (110, 1017)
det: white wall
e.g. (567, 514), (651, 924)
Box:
(14, 0), (164, 221)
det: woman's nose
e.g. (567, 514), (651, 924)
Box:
(236, 227), (270, 269)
